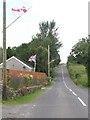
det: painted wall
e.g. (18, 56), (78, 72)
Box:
(0, 57), (32, 71)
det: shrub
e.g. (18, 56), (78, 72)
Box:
(67, 63), (88, 87)
(23, 75), (33, 87)
(7, 75), (11, 86)
(20, 86), (28, 96)
(23, 75), (47, 86)
(6, 86), (15, 100)
(46, 77), (52, 85)
(50, 68), (56, 78)
(75, 73), (81, 79)
(10, 75), (24, 90)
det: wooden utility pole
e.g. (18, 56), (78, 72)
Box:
(2, 0), (7, 100)
(88, 2), (90, 88)
(48, 45), (50, 77)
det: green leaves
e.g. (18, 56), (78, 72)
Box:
(6, 20), (62, 75)
(67, 37), (89, 75)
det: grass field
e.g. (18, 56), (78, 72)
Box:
(67, 63), (88, 88)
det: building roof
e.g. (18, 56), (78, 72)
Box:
(0, 56), (32, 70)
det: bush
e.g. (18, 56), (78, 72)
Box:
(67, 63), (88, 87)
(23, 75), (33, 87)
(23, 75), (48, 87)
(50, 68), (56, 78)
(7, 75), (11, 86)
(75, 73), (81, 79)
(46, 77), (52, 85)
(20, 86), (28, 96)
(10, 75), (24, 90)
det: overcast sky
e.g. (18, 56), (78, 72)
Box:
(0, 0), (89, 63)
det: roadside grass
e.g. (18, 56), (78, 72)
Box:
(2, 89), (45, 105)
(2, 82), (54, 105)
(0, 99), (2, 105)
(67, 63), (88, 88)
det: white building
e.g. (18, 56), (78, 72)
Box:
(0, 56), (33, 71)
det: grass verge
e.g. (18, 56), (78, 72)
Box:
(2, 89), (45, 105)
(67, 63), (88, 88)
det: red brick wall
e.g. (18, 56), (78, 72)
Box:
(7, 69), (47, 80)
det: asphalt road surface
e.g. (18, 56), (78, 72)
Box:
(2, 65), (88, 118)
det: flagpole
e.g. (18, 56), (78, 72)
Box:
(1, 7), (31, 32)
(28, 55), (36, 72)
(6, 7), (31, 30)
(2, 0), (7, 100)
(6, 16), (20, 29)
(34, 61), (36, 72)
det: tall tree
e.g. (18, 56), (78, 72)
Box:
(67, 37), (89, 71)
(36, 46), (48, 73)
(7, 47), (14, 59)
(8, 20), (62, 75)
(38, 20), (62, 63)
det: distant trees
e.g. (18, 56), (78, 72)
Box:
(67, 37), (90, 86)
(7, 20), (62, 75)
(67, 37), (90, 73)
(88, 37), (90, 86)
(7, 47), (15, 59)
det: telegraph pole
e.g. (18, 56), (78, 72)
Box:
(48, 45), (50, 77)
(88, 4), (90, 120)
(88, 1), (90, 87)
(2, 0), (7, 100)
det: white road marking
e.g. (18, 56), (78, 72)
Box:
(62, 68), (71, 90)
(78, 97), (87, 106)
(61, 67), (87, 107)
(72, 91), (77, 96)
(69, 89), (72, 92)
(63, 81), (69, 89)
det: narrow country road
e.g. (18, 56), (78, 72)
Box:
(2, 65), (88, 118)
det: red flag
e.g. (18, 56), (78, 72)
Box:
(12, 6), (27, 13)
(28, 55), (36, 62)
(21, 6), (27, 13)
(12, 8), (20, 12)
